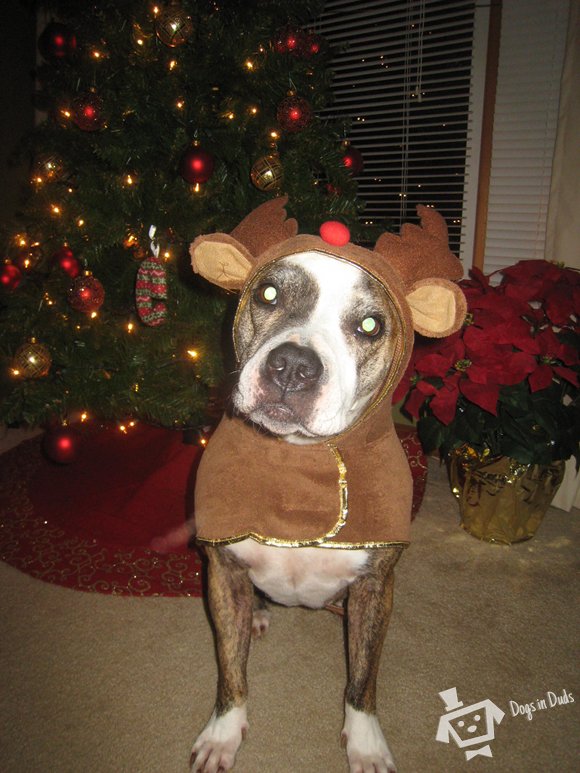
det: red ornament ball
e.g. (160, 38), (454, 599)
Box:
(68, 274), (105, 313)
(43, 426), (81, 465)
(304, 32), (323, 57)
(342, 145), (364, 176)
(179, 145), (215, 185)
(319, 221), (351, 247)
(0, 262), (22, 291)
(53, 246), (81, 278)
(273, 26), (306, 56)
(277, 95), (313, 133)
(38, 21), (77, 64)
(72, 92), (105, 131)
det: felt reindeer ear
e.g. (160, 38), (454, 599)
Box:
(189, 233), (254, 291)
(405, 277), (467, 338)
(190, 197), (298, 291)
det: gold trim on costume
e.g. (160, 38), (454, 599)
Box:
(196, 534), (410, 550)
(324, 443), (349, 537)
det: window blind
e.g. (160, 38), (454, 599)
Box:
(316, 0), (476, 257)
(482, 0), (568, 274)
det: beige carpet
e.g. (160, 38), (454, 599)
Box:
(1, 447), (578, 773)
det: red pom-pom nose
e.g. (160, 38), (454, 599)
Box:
(319, 221), (350, 246)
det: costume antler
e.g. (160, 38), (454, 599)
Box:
(230, 196), (298, 256)
(374, 205), (463, 286)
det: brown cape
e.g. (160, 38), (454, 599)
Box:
(194, 399), (412, 549)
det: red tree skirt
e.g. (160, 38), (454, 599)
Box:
(0, 422), (428, 597)
(0, 424), (204, 597)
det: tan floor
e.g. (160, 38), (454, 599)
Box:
(1, 439), (578, 773)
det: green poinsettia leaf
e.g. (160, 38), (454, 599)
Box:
(498, 382), (530, 412)
(499, 418), (544, 463)
(417, 414), (448, 454)
(498, 438), (550, 465)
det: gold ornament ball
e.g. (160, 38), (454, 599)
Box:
(13, 340), (52, 379)
(250, 153), (283, 192)
(32, 152), (66, 184)
(155, 4), (194, 47)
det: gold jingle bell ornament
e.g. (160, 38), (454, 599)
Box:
(13, 339), (52, 379)
(250, 153), (283, 192)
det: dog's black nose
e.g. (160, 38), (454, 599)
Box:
(265, 343), (323, 392)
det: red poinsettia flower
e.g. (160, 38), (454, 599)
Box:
(528, 327), (580, 391)
(394, 260), (580, 426)
(402, 378), (437, 418)
(462, 324), (537, 387)
(501, 259), (580, 328)
(429, 371), (462, 424)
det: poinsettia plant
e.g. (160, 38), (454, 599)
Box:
(394, 260), (580, 465)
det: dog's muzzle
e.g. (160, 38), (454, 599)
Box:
(263, 342), (323, 394)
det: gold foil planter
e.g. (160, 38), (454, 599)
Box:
(447, 447), (565, 544)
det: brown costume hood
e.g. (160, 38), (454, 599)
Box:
(190, 198), (466, 549)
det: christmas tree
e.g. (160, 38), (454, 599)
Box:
(0, 0), (365, 440)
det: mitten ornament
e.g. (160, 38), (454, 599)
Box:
(135, 225), (169, 327)
(135, 249), (168, 327)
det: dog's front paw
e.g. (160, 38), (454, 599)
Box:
(190, 705), (248, 773)
(341, 705), (397, 773)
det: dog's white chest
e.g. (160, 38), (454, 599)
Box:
(226, 539), (369, 609)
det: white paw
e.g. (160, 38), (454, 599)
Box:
(191, 705), (248, 773)
(251, 608), (271, 638)
(341, 705), (397, 773)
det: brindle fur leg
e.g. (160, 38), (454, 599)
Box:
(342, 546), (403, 773)
(191, 546), (253, 773)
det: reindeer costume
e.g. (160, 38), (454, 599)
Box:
(189, 198), (466, 550)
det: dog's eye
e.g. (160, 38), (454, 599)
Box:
(357, 316), (382, 337)
(256, 284), (278, 305)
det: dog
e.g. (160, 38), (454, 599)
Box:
(187, 199), (466, 772)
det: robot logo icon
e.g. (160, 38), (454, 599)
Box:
(436, 687), (505, 760)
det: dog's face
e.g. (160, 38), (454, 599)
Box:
(191, 200), (468, 442)
(232, 251), (404, 440)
